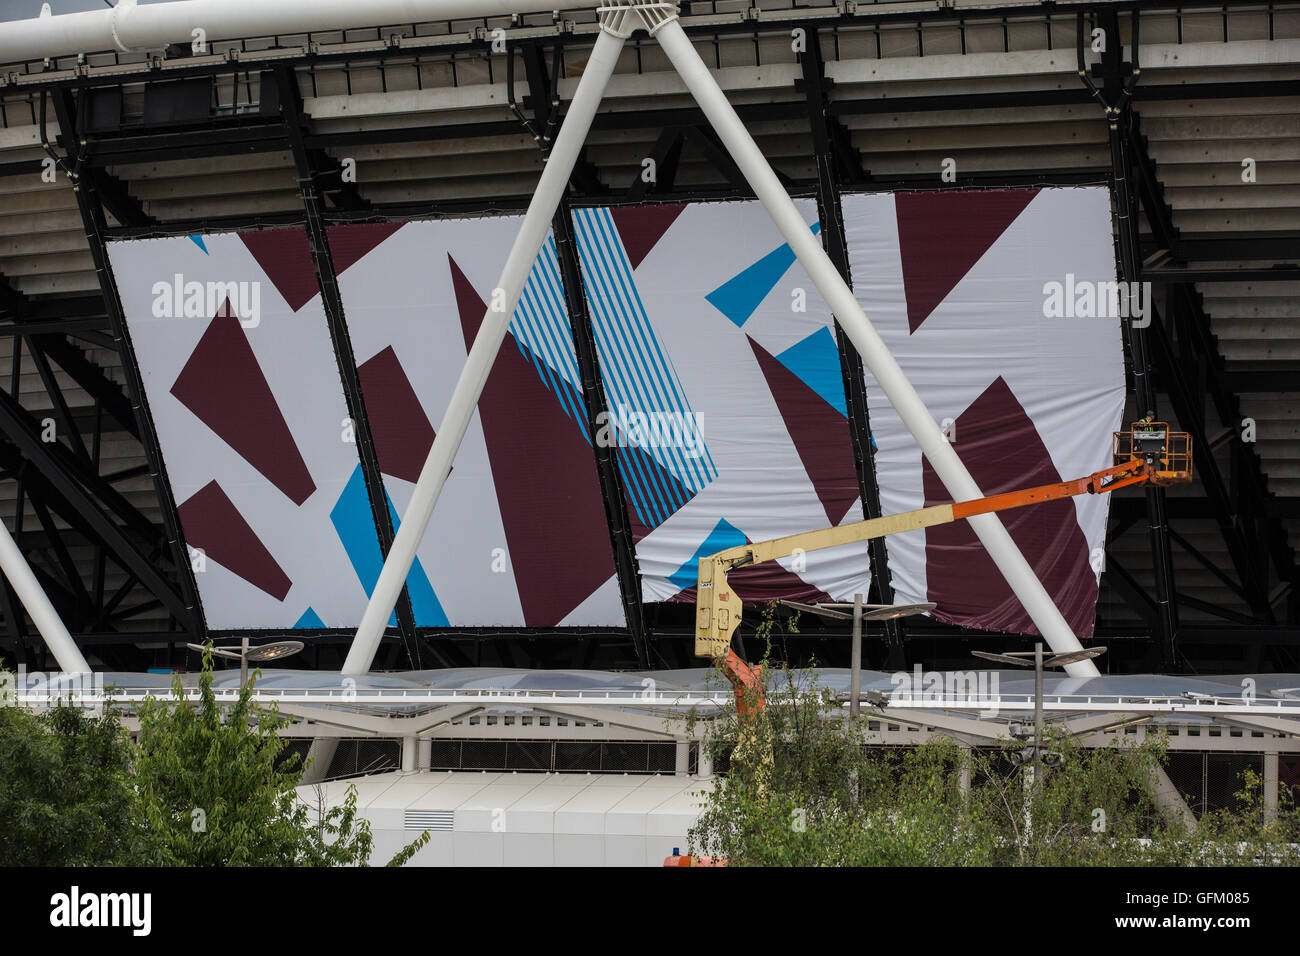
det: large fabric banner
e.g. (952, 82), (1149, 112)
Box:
(110, 231), (392, 630)
(109, 187), (1122, 636)
(844, 187), (1125, 637)
(576, 201), (873, 607)
(336, 218), (623, 627)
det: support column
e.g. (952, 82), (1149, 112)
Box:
(553, 205), (652, 668)
(301, 737), (339, 785)
(520, 43), (651, 669)
(697, 744), (713, 778)
(1149, 764), (1198, 831)
(800, 28), (902, 669)
(674, 739), (689, 776)
(654, 14), (1097, 677)
(1080, 11), (1178, 669)
(275, 67), (424, 671)
(51, 89), (204, 643)
(344, 26), (629, 676)
(0, 520), (88, 673)
(1264, 750), (1279, 824)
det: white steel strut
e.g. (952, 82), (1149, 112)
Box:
(0, 519), (89, 673)
(346, 0), (1099, 678)
(0, 0), (1095, 680)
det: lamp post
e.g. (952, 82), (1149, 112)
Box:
(971, 644), (1107, 841)
(186, 639), (305, 688)
(779, 599), (935, 715)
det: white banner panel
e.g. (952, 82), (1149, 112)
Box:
(576, 201), (873, 606)
(844, 187), (1125, 637)
(335, 218), (624, 627)
(110, 231), (383, 629)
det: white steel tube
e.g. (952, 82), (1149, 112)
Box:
(0, 519), (90, 674)
(0, 0), (567, 64)
(653, 17), (1099, 678)
(343, 26), (627, 675)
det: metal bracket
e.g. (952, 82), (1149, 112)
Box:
(597, 1), (679, 39)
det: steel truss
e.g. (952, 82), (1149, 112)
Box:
(0, 1), (1295, 673)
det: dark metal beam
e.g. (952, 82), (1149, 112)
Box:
(0, 387), (190, 626)
(1126, 103), (1298, 623)
(48, 86), (205, 638)
(1080, 10), (1180, 666)
(1147, 268), (1300, 284)
(801, 25), (901, 669)
(625, 126), (685, 202)
(274, 65), (424, 669)
(1221, 371), (1300, 393)
(517, 43), (651, 669)
(1112, 496), (1300, 520)
(32, 333), (139, 440)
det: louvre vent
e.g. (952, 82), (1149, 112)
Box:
(404, 810), (454, 831)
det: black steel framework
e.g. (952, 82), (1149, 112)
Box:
(799, 26), (903, 669)
(274, 65), (425, 670)
(1078, 9), (1180, 669)
(0, 1), (1295, 672)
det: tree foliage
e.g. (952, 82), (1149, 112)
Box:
(688, 607), (1300, 867)
(132, 646), (376, 866)
(0, 685), (144, 866)
(2, 649), (427, 867)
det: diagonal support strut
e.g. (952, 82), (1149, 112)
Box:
(346, 0), (1096, 679)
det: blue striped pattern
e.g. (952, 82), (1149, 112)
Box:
(508, 237), (589, 435)
(571, 207), (717, 530)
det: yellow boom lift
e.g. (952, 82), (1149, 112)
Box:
(693, 422), (1193, 708)
(666, 422), (1192, 866)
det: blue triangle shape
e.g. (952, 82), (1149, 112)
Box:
(294, 606), (326, 629)
(668, 518), (747, 592)
(776, 325), (848, 417)
(385, 498), (450, 627)
(331, 465), (450, 627)
(189, 235), (209, 254)
(705, 222), (821, 328)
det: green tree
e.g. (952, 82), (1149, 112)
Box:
(0, 667), (144, 866)
(133, 646), (378, 866)
(687, 616), (1300, 866)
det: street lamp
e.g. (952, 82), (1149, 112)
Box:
(779, 598), (935, 715)
(972, 644), (1107, 770)
(186, 638), (305, 688)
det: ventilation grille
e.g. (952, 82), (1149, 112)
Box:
(404, 810), (454, 831)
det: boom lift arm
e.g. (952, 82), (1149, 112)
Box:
(695, 424), (1193, 670)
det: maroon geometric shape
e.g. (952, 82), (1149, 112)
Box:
(615, 440), (696, 545)
(238, 229), (318, 313)
(170, 302), (316, 505)
(896, 189), (1039, 334)
(921, 376), (1098, 637)
(610, 203), (686, 270)
(326, 222), (404, 273)
(749, 336), (858, 526)
(449, 254), (617, 626)
(669, 552), (835, 607)
(358, 345), (436, 484)
(177, 480), (292, 601)
(238, 223), (403, 312)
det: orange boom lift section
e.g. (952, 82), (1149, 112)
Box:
(695, 422), (1190, 672)
(666, 423), (1191, 866)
